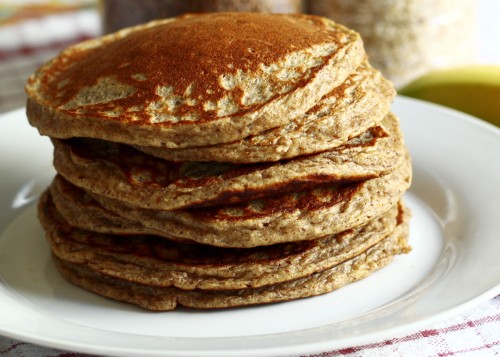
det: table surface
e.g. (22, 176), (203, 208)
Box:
(0, 2), (499, 356)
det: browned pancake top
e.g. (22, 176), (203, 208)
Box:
(37, 13), (344, 124)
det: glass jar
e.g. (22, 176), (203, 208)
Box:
(101, 0), (304, 34)
(306, 0), (477, 88)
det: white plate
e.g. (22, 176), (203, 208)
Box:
(1, 97), (500, 357)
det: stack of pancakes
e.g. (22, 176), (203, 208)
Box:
(25, 12), (412, 311)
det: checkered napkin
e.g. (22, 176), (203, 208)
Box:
(0, 6), (499, 357)
(0, 7), (99, 113)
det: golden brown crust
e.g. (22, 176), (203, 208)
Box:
(51, 113), (405, 210)
(26, 13), (364, 148)
(41, 187), (405, 290)
(85, 153), (411, 248)
(51, 208), (410, 310)
(134, 61), (395, 163)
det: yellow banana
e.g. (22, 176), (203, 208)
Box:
(398, 65), (500, 127)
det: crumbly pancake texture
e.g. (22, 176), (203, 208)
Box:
(26, 12), (365, 148)
(41, 187), (405, 290)
(52, 113), (405, 210)
(51, 207), (410, 310)
(134, 60), (395, 163)
(87, 153), (411, 248)
(50, 176), (179, 240)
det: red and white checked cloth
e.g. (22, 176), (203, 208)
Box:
(0, 7), (99, 113)
(0, 5), (499, 357)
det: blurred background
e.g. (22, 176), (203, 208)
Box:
(0, 0), (498, 115)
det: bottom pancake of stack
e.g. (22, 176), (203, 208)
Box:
(39, 186), (410, 310)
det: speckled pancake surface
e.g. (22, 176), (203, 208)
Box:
(86, 153), (411, 248)
(134, 61), (395, 163)
(51, 113), (405, 210)
(50, 208), (410, 310)
(41, 188), (405, 290)
(26, 12), (365, 148)
(49, 175), (178, 240)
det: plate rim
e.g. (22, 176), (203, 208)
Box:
(1, 96), (500, 356)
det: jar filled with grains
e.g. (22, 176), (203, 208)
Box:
(306, 0), (477, 88)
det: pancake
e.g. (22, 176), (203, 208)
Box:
(51, 208), (410, 310)
(49, 175), (175, 240)
(41, 187), (405, 290)
(87, 153), (411, 248)
(52, 113), (405, 210)
(134, 60), (395, 163)
(26, 12), (365, 148)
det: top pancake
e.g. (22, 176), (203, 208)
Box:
(26, 12), (365, 148)
(134, 60), (395, 163)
